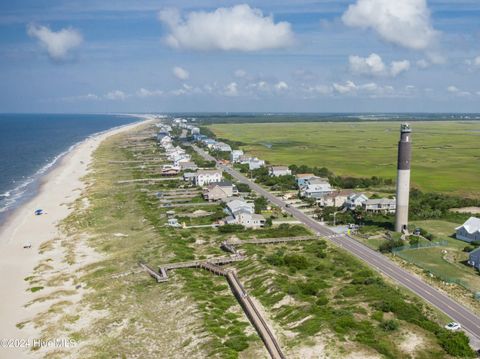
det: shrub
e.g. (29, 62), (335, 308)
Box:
(436, 330), (475, 358)
(284, 254), (309, 270)
(463, 246), (475, 253)
(378, 239), (404, 253)
(218, 224), (245, 233)
(379, 319), (399, 332)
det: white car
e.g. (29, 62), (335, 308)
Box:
(445, 322), (461, 331)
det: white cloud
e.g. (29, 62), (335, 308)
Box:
(466, 56), (480, 69)
(275, 81), (288, 91)
(105, 90), (127, 101)
(416, 59), (429, 69)
(234, 69), (247, 78)
(158, 4), (294, 51)
(447, 86), (459, 93)
(447, 86), (470, 97)
(333, 81), (357, 94)
(342, 0), (438, 50)
(224, 82), (239, 96)
(27, 23), (83, 61)
(172, 66), (189, 80)
(349, 53), (410, 77)
(390, 60), (410, 77)
(333, 80), (394, 97)
(137, 88), (163, 98)
(349, 53), (386, 76)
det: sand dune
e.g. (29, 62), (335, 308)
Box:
(0, 116), (153, 358)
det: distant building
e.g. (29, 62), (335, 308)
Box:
(299, 177), (333, 199)
(269, 166), (292, 177)
(230, 150), (244, 163)
(183, 172), (196, 182)
(247, 158), (265, 170)
(212, 142), (232, 152)
(203, 181), (235, 201)
(224, 199), (264, 228)
(318, 190), (353, 207)
(296, 173), (315, 187)
(468, 247), (480, 270)
(363, 198), (396, 213)
(179, 161), (198, 171)
(455, 217), (480, 243)
(344, 193), (369, 210)
(161, 165), (180, 176)
(226, 199), (255, 216)
(194, 169), (222, 186)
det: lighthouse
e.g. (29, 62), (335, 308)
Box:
(395, 123), (412, 233)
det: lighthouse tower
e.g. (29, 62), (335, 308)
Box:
(395, 123), (412, 233)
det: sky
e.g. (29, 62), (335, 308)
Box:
(1, 0), (480, 113)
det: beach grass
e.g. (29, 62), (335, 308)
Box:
(208, 121), (480, 197)
(29, 123), (475, 358)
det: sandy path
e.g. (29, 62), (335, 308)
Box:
(0, 116), (153, 358)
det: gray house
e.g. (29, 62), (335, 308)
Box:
(455, 217), (480, 242)
(468, 247), (480, 270)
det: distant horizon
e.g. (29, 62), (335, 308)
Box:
(2, 112), (480, 116)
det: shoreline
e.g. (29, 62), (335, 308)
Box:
(0, 115), (146, 227)
(0, 115), (153, 358)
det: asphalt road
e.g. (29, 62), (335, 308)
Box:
(192, 145), (480, 345)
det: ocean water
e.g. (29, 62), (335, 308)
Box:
(0, 114), (139, 222)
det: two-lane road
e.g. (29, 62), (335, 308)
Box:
(192, 145), (480, 345)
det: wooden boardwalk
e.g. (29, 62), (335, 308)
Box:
(139, 256), (285, 359)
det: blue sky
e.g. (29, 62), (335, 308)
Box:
(0, 0), (479, 113)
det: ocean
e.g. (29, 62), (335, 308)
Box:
(0, 114), (139, 222)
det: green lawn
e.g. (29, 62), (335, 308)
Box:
(395, 220), (480, 293)
(208, 121), (480, 197)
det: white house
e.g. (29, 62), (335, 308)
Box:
(236, 212), (266, 228)
(224, 199), (264, 228)
(300, 182), (333, 199)
(230, 150), (244, 163)
(456, 217), (480, 243)
(212, 142), (232, 152)
(226, 199), (255, 216)
(363, 198), (396, 213)
(247, 158), (265, 170)
(344, 193), (369, 210)
(269, 166), (292, 177)
(194, 169), (222, 186)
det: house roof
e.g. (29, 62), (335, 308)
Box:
(296, 173), (315, 179)
(270, 166), (289, 171)
(456, 217), (480, 234)
(307, 177), (330, 185)
(366, 198), (395, 205)
(469, 247), (480, 256)
(227, 199), (254, 214)
(197, 169), (222, 175)
(207, 181), (232, 189)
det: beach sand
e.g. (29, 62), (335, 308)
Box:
(0, 116), (153, 358)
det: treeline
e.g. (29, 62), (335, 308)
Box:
(197, 126), (247, 150)
(409, 189), (480, 222)
(288, 164), (394, 189)
(251, 167), (297, 191)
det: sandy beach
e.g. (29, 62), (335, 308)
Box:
(0, 116), (152, 358)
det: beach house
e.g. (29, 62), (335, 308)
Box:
(269, 166), (292, 177)
(230, 150), (244, 163)
(193, 169), (222, 186)
(468, 247), (480, 270)
(203, 181), (235, 201)
(344, 193), (369, 210)
(455, 217), (480, 242)
(363, 198), (396, 213)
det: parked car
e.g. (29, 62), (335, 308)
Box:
(445, 322), (461, 331)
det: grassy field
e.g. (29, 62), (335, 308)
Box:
(208, 121), (480, 197)
(402, 220), (480, 293)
